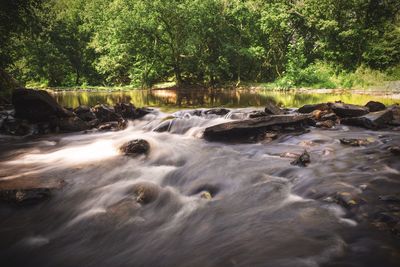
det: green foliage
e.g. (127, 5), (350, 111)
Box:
(4, 0), (400, 88)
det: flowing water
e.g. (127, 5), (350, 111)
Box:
(0, 107), (399, 267)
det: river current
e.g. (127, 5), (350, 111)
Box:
(0, 108), (399, 267)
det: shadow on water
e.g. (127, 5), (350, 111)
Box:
(50, 88), (399, 110)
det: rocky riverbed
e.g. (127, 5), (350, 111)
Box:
(0, 89), (399, 267)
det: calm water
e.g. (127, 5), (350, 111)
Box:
(50, 88), (400, 110)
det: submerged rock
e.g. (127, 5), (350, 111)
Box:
(365, 101), (386, 112)
(0, 177), (64, 205)
(340, 138), (374, 146)
(200, 191), (212, 200)
(331, 102), (369, 118)
(120, 139), (150, 156)
(389, 146), (400, 155)
(128, 182), (160, 204)
(203, 114), (311, 142)
(290, 150), (311, 167)
(12, 88), (71, 122)
(341, 109), (393, 130)
(316, 120), (335, 129)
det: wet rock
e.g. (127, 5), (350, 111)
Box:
(114, 102), (137, 119)
(200, 191), (212, 200)
(264, 102), (284, 115)
(58, 116), (89, 132)
(388, 105), (400, 126)
(128, 182), (160, 204)
(119, 139), (150, 156)
(204, 108), (230, 116)
(341, 109), (393, 130)
(389, 146), (400, 155)
(74, 105), (97, 121)
(153, 119), (173, 132)
(1, 118), (33, 135)
(321, 113), (338, 121)
(0, 177), (64, 205)
(365, 101), (386, 112)
(135, 107), (153, 119)
(12, 88), (71, 122)
(335, 192), (361, 208)
(340, 138), (374, 146)
(98, 119), (127, 131)
(316, 120), (335, 128)
(298, 103), (330, 113)
(249, 111), (269, 119)
(92, 104), (122, 123)
(203, 114), (311, 142)
(0, 189), (51, 204)
(311, 110), (327, 120)
(331, 102), (369, 118)
(290, 150), (311, 167)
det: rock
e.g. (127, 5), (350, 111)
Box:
(74, 105), (97, 121)
(311, 110), (326, 120)
(204, 108), (230, 116)
(200, 191), (212, 200)
(335, 192), (359, 208)
(135, 107), (153, 119)
(298, 103), (330, 113)
(114, 102), (136, 119)
(58, 116), (89, 132)
(389, 146), (400, 155)
(98, 120), (127, 131)
(388, 106), (400, 126)
(12, 88), (71, 122)
(0, 177), (64, 205)
(321, 113), (338, 121)
(290, 150), (311, 167)
(153, 119), (173, 132)
(331, 102), (369, 118)
(249, 111), (269, 119)
(119, 139), (150, 156)
(203, 114), (312, 142)
(128, 182), (160, 204)
(1, 118), (33, 135)
(340, 138), (373, 146)
(341, 109), (393, 129)
(316, 120), (335, 128)
(92, 104), (122, 123)
(365, 101), (386, 112)
(264, 102), (284, 115)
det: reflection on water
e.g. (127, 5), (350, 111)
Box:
(51, 89), (399, 110)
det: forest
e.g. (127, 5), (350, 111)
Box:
(1, 0), (400, 90)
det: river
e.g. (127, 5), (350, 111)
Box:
(0, 89), (399, 267)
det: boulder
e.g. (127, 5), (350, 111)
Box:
(12, 88), (70, 122)
(249, 111), (269, 119)
(298, 103), (330, 113)
(365, 101), (386, 112)
(119, 139), (150, 156)
(203, 114), (311, 142)
(98, 119), (127, 131)
(321, 113), (338, 121)
(135, 107), (153, 119)
(92, 104), (122, 123)
(58, 116), (89, 132)
(264, 102), (284, 115)
(331, 102), (369, 118)
(341, 109), (393, 130)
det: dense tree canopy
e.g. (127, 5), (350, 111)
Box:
(2, 0), (399, 88)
